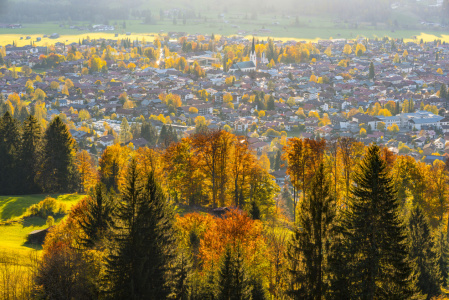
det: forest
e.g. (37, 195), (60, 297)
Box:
(1, 111), (449, 299)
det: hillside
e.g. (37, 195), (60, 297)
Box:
(0, 194), (84, 254)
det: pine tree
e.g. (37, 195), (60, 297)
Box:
(274, 150), (281, 171)
(18, 115), (42, 194)
(39, 116), (79, 193)
(343, 144), (418, 299)
(440, 83), (448, 100)
(267, 96), (275, 111)
(169, 250), (192, 300)
(407, 205), (441, 298)
(104, 159), (176, 299)
(0, 112), (21, 195)
(77, 183), (115, 248)
(141, 120), (158, 146)
(369, 61), (375, 81)
(217, 245), (251, 300)
(436, 225), (449, 287)
(288, 163), (336, 300)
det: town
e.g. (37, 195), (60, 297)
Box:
(1, 33), (449, 179)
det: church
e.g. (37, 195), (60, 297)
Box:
(229, 37), (268, 73)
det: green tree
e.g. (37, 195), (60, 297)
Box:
(19, 115), (42, 194)
(76, 183), (115, 248)
(103, 159), (176, 299)
(217, 245), (251, 300)
(141, 120), (158, 146)
(39, 116), (79, 193)
(343, 144), (419, 299)
(369, 61), (375, 80)
(440, 83), (448, 100)
(407, 205), (441, 298)
(0, 112), (21, 195)
(435, 225), (449, 287)
(288, 163), (336, 299)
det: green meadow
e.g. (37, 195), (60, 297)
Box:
(0, 194), (84, 255)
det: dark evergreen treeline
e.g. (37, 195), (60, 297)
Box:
(0, 112), (79, 195)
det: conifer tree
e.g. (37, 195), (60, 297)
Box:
(0, 112), (21, 195)
(369, 61), (375, 80)
(407, 205), (441, 298)
(77, 183), (115, 248)
(288, 163), (336, 299)
(440, 83), (448, 100)
(19, 115), (42, 194)
(343, 144), (418, 299)
(104, 159), (176, 299)
(141, 120), (158, 146)
(169, 250), (192, 300)
(436, 225), (449, 287)
(39, 116), (79, 193)
(217, 245), (251, 300)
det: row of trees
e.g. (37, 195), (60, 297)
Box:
(0, 113), (80, 195)
(32, 142), (449, 299)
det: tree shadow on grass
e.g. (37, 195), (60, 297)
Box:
(0, 194), (78, 221)
(0, 195), (46, 221)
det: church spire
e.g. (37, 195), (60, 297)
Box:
(251, 37), (256, 54)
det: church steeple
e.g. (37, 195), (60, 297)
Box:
(250, 37), (257, 66)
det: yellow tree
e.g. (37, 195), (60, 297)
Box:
(343, 44), (352, 55)
(75, 150), (98, 193)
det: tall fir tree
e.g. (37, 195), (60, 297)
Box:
(0, 112), (21, 195)
(440, 83), (448, 100)
(39, 116), (79, 193)
(369, 61), (375, 81)
(407, 205), (441, 299)
(19, 115), (42, 194)
(343, 144), (419, 299)
(76, 183), (115, 248)
(436, 225), (449, 287)
(140, 120), (158, 146)
(288, 163), (336, 300)
(104, 159), (176, 299)
(217, 245), (251, 300)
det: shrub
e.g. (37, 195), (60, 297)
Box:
(27, 197), (67, 219)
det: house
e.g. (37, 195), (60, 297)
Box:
(352, 113), (381, 130)
(99, 135), (115, 147)
(434, 137), (445, 150)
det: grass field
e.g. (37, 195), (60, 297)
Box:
(0, 194), (85, 254)
(1, 10), (449, 47)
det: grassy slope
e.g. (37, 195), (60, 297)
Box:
(0, 194), (84, 254)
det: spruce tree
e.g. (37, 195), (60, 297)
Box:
(217, 245), (251, 300)
(407, 205), (441, 298)
(141, 120), (158, 146)
(104, 159), (176, 299)
(39, 116), (79, 193)
(274, 150), (281, 171)
(436, 225), (449, 287)
(19, 115), (42, 194)
(169, 250), (192, 300)
(343, 144), (418, 299)
(369, 61), (375, 81)
(77, 183), (115, 248)
(0, 112), (21, 195)
(288, 163), (336, 300)
(440, 83), (448, 100)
